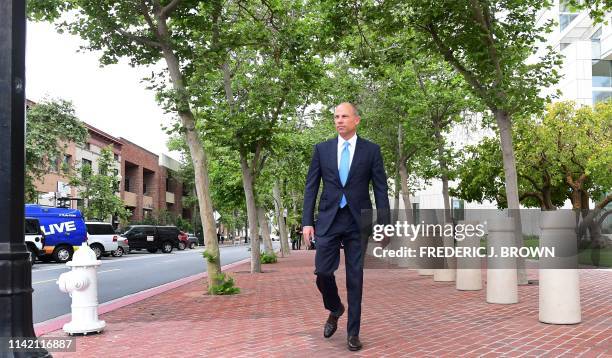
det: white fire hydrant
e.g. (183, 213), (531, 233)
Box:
(57, 243), (106, 335)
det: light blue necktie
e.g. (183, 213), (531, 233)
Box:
(339, 141), (350, 208)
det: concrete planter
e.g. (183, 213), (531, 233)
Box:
(417, 210), (437, 276)
(486, 217), (518, 304)
(456, 221), (482, 291)
(539, 210), (581, 324)
(434, 219), (456, 282)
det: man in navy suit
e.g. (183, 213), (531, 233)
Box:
(302, 102), (390, 351)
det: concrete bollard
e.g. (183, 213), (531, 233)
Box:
(434, 217), (456, 282)
(539, 210), (581, 324)
(456, 220), (482, 291)
(486, 217), (518, 304)
(57, 243), (106, 335)
(417, 210), (437, 276)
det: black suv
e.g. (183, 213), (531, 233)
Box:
(121, 225), (180, 254)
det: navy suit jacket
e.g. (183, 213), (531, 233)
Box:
(302, 136), (390, 237)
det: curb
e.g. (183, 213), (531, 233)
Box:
(35, 257), (251, 336)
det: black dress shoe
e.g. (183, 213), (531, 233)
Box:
(347, 336), (362, 351)
(323, 304), (345, 338)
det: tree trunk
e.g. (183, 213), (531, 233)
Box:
(542, 186), (555, 210)
(239, 152), (261, 273)
(159, 44), (221, 288)
(273, 179), (290, 257)
(570, 188), (582, 209)
(393, 170), (400, 222)
(397, 124), (414, 224)
(495, 110), (527, 285)
(257, 206), (274, 254)
(433, 126), (451, 220)
(393, 123), (402, 222)
(398, 160), (414, 225)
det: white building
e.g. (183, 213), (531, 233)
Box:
(538, 1), (612, 104)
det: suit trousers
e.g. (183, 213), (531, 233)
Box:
(314, 205), (364, 336)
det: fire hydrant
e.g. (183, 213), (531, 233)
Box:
(57, 243), (106, 335)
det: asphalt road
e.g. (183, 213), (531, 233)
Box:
(32, 243), (277, 323)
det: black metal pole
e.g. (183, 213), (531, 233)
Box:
(0, 1), (50, 357)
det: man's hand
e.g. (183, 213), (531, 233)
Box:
(303, 226), (315, 249)
(380, 234), (391, 249)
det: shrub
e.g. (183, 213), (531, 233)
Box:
(260, 251), (278, 264)
(208, 273), (240, 295)
(202, 250), (217, 263)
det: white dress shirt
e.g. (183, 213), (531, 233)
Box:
(337, 134), (357, 170)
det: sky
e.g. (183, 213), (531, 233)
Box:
(25, 21), (181, 160)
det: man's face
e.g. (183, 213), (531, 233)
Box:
(334, 103), (360, 139)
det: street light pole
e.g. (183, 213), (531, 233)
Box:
(0, 1), (50, 356)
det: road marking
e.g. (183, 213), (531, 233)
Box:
(162, 260), (176, 263)
(98, 269), (120, 274)
(33, 268), (120, 285)
(32, 266), (70, 272)
(33, 278), (57, 285)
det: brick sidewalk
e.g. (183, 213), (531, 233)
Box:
(43, 251), (611, 357)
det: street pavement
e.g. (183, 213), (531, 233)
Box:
(40, 250), (611, 357)
(32, 243), (275, 323)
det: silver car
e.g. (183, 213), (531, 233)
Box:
(112, 236), (130, 257)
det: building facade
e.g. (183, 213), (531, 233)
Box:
(538, 1), (612, 105)
(31, 114), (187, 225)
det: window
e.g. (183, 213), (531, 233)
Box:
(593, 91), (612, 103)
(125, 178), (130, 192)
(158, 227), (179, 237)
(82, 158), (92, 168)
(25, 219), (41, 235)
(559, 0), (579, 31)
(412, 203), (419, 223)
(592, 60), (612, 88)
(592, 28), (602, 60)
(114, 153), (119, 161)
(143, 183), (147, 195)
(84, 142), (91, 151)
(50, 155), (61, 173)
(62, 154), (72, 168)
(452, 199), (465, 221)
(166, 178), (171, 192)
(86, 223), (115, 235)
(113, 169), (119, 177)
(127, 226), (143, 235)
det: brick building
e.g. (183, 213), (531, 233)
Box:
(118, 139), (185, 222)
(30, 106), (187, 225)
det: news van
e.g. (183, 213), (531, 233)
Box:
(25, 204), (88, 263)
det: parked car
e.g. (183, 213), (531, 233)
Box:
(120, 225), (181, 253)
(85, 221), (119, 259)
(25, 204), (88, 263)
(25, 217), (45, 264)
(186, 233), (198, 249)
(113, 237), (130, 257)
(177, 231), (189, 250)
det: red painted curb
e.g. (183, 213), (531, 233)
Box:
(34, 257), (251, 336)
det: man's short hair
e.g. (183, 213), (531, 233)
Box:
(336, 102), (360, 117)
